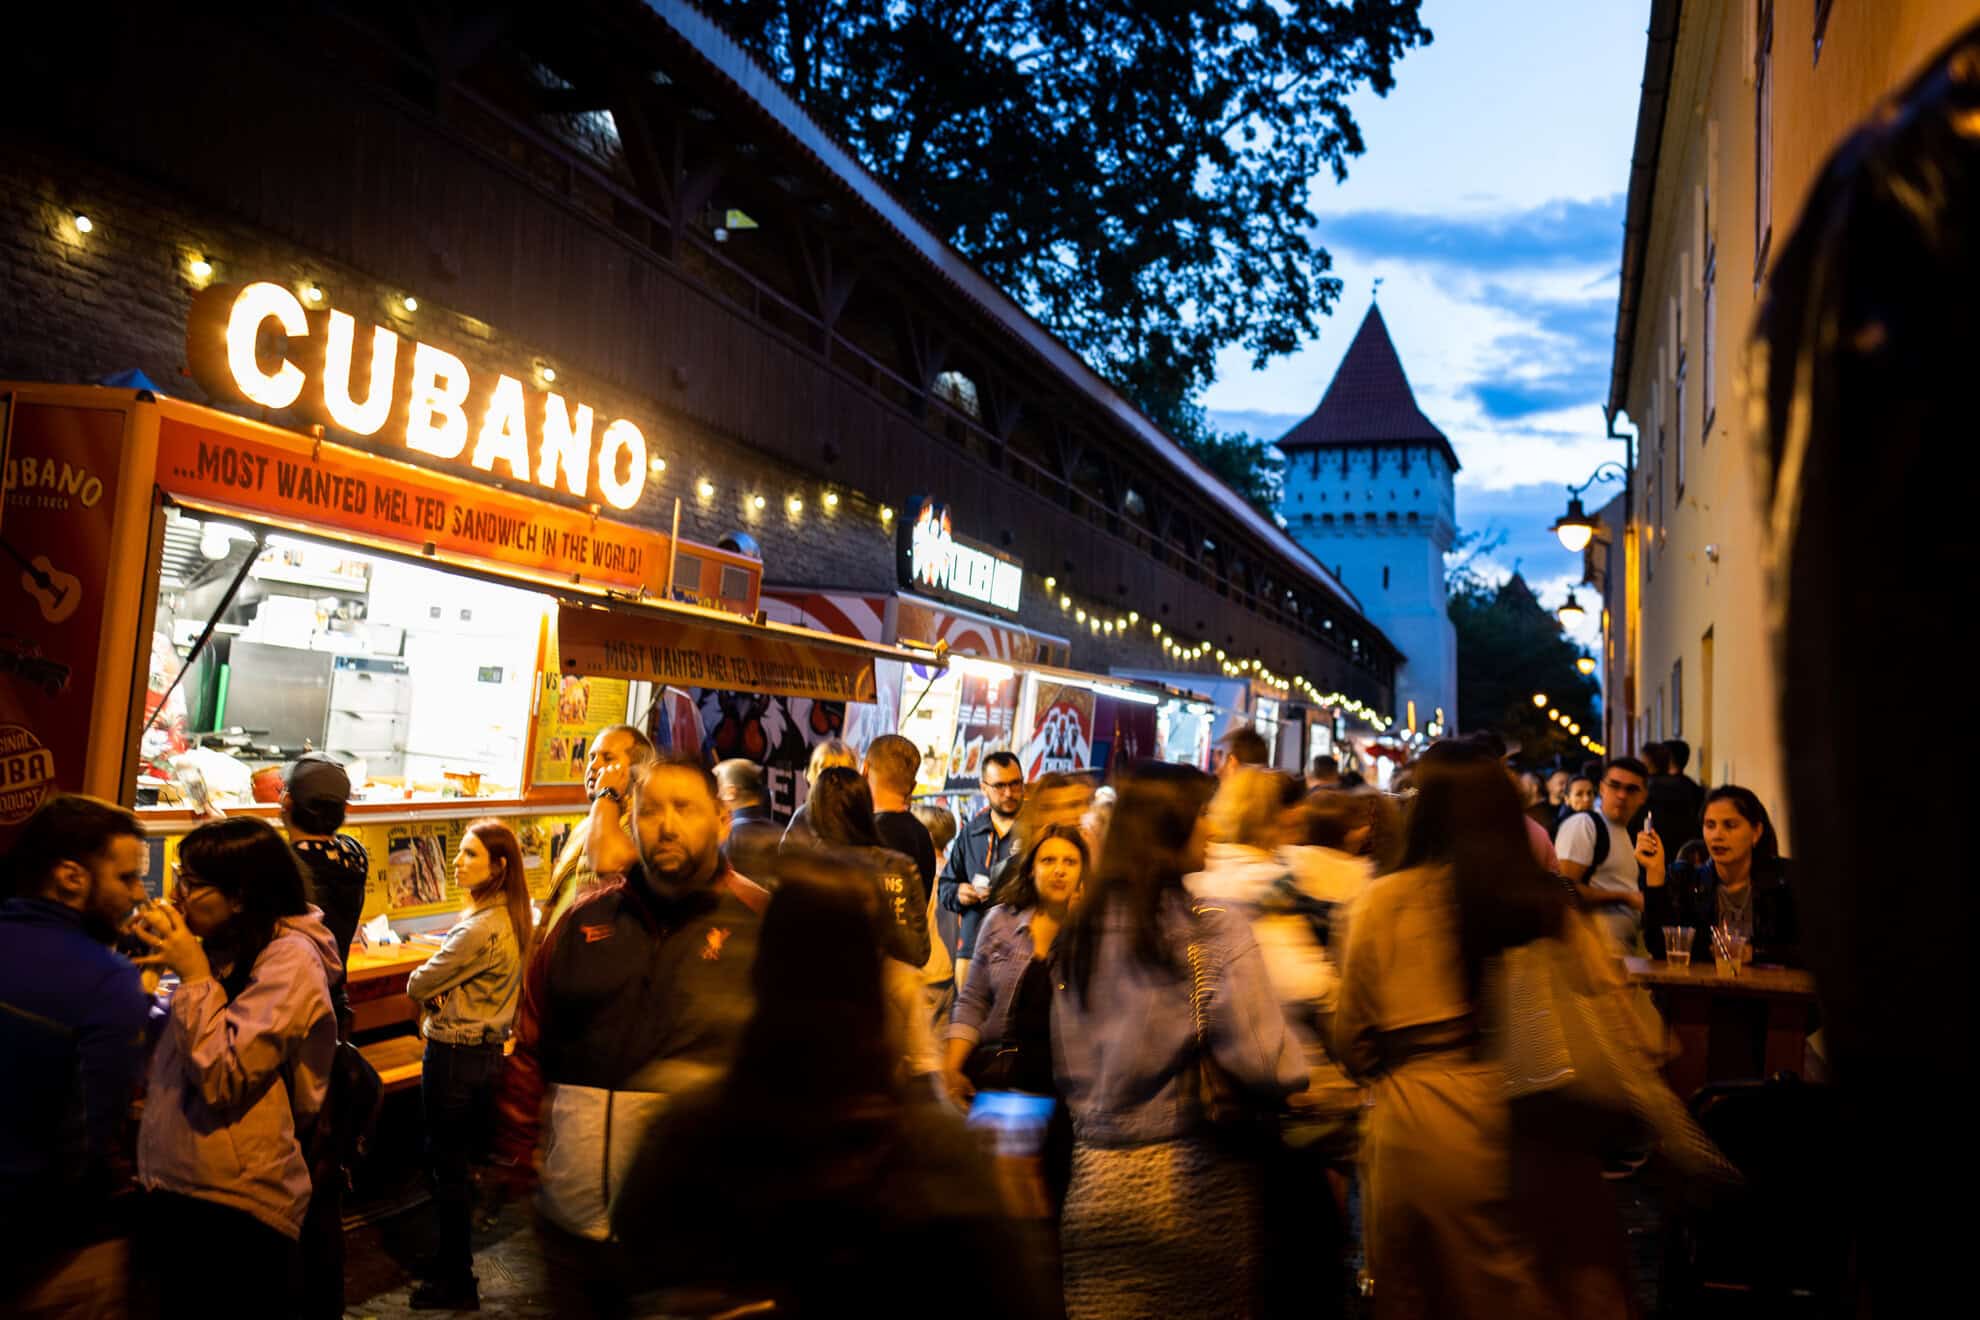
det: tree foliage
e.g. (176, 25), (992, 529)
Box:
(707, 0), (1430, 514)
(1448, 565), (1600, 765)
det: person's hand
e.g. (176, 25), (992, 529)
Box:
(956, 884), (982, 907)
(132, 902), (212, 986)
(942, 1068), (976, 1109)
(1620, 887), (1646, 914)
(1635, 826), (1665, 882)
(592, 761), (631, 804)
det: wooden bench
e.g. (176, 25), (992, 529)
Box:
(358, 1033), (427, 1094)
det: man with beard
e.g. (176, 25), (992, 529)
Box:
(496, 755), (767, 1318)
(937, 750), (1026, 994)
(0, 795), (150, 1316)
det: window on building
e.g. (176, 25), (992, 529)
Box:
(1671, 657), (1684, 737)
(1675, 349), (1688, 497)
(1386, 511), (1398, 523)
(1407, 511), (1419, 523)
(1702, 244), (1717, 439)
(1755, 0), (1774, 277)
(1301, 512), (1313, 524)
(1320, 513), (1334, 525)
(1382, 565), (1391, 590)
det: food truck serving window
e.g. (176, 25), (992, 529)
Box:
(136, 509), (623, 811)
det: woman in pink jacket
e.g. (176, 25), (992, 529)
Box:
(130, 818), (340, 1319)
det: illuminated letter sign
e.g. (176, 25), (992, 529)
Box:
(897, 496), (1023, 615)
(186, 282), (648, 509)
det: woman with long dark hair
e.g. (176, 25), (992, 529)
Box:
(1054, 762), (1303, 1319)
(404, 819), (530, 1310)
(1334, 740), (1629, 1318)
(612, 854), (1054, 1317)
(1640, 784), (1797, 966)
(803, 765), (939, 1079)
(130, 817), (341, 1319)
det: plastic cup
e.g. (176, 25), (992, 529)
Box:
(1663, 927), (1693, 968)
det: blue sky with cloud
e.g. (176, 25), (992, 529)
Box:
(1206, 0), (1650, 655)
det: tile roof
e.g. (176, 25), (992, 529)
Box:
(1274, 303), (1460, 471)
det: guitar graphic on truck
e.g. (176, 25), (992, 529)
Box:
(0, 539), (82, 624)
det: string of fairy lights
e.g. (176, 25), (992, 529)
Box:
(1039, 573), (1397, 733)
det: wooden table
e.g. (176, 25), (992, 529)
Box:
(1625, 957), (1820, 1101)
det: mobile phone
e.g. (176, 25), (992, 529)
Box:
(967, 1091), (1056, 1157)
(1645, 811), (1654, 832)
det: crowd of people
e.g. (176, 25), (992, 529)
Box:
(0, 717), (1799, 1318)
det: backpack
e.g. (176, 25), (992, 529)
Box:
(307, 1038), (384, 1190)
(1573, 808), (1613, 872)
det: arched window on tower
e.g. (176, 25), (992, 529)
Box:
(1383, 565), (1391, 589)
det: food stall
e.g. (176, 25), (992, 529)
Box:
(0, 284), (937, 1053)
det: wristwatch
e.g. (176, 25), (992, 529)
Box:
(591, 785), (624, 806)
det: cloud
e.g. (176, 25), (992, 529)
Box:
(1311, 195), (1625, 273)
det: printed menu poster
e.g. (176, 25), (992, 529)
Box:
(532, 631), (631, 786)
(945, 670), (1019, 789)
(1019, 683), (1095, 779)
(897, 664), (960, 795)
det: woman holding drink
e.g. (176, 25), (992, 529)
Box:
(1639, 785), (1800, 967)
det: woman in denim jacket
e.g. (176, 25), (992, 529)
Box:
(1054, 764), (1304, 1320)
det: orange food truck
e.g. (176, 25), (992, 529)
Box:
(0, 281), (933, 1080)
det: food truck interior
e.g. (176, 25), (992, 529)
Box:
(141, 506), (638, 813)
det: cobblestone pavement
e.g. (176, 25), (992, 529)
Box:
(337, 1174), (1665, 1318)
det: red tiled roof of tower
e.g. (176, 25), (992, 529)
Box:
(1274, 304), (1461, 472)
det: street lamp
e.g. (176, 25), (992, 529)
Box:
(1557, 589), (1587, 629)
(1532, 692), (1548, 708)
(1552, 462), (1629, 552)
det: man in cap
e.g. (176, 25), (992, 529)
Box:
(281, 752), (367, 1033)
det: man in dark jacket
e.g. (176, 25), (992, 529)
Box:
(497, 754), (766, 1318)
(714, 758), (781, 888)
(1640, 740), (1707, 857)
(0, 795), (149, 1315)
(937, 751), (1026, 993)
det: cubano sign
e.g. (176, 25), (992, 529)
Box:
(898, 496), (1022, 615)
(186, 282), (648, 511)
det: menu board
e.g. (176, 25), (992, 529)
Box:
(945, 671), (1018, 789)
(1019, 682), (1095, 779)
(532, 628), (632, 785)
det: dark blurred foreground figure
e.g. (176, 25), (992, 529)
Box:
(497, 755), (765, 1319)
(132, 817), (341, 1320)
(1335, 742), (1631, 1318)
(0, 795), (150, 1317)
(1054, 762), (1304, 1319)
(613, 853), (1054, 1318)
(1753, 28), (1980, 1307)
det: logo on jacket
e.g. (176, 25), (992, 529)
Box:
(581, 923), (614, 944)
(702, 927), (732, 961)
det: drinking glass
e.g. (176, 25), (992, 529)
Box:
(1663, 926), (1694, 968)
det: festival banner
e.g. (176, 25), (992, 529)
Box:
(1019, 682), (1095, 779)
(156, 412), (673, 595)
(556, 603), (877, 703)
(946, 670), (1019, 789)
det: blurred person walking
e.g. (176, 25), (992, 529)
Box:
(1308, 754), (1341, 792)
(1054, 763), (1304, 1319)
(1335, 742), (1631, 1318)
(129, 818), (341, 1320)
(404, 820), (531, 1310)
(780, 736), (859, 848)
(0, 796), (150, 1318)
(912, 802), (959, 1027)
(806, 767), (940, 1080)
(499, 755), (765, 1318)
(612, 855), (1054, 1318)
(939, 749), (1027, 996)
(541, 725), (654, 936)
(1557, 757), (1652, 955)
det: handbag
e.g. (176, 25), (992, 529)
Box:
(1186, 905), (1278, 1147)
(1498, 915), (1740, 1185)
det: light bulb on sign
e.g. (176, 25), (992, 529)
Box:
(824, 491), (839, 508)
(751, 494), (766, 510)
(787, 496), (803, 514)
(73, 213), (93, 234)
(697, 479), (715, 498)
(301, 284), (324, 304)
(880, 505), (894, 524)
(541, 365), (557, 384)
(649, 457), (667, 474)
(187, 255), (213, 279)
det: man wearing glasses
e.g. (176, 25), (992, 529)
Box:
(1557, 756), (1652, 955)
(938, 750), (1027, 995)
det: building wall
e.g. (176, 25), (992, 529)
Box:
(1618, 0), (1976, 848)
(1282, 446), (1457, 726)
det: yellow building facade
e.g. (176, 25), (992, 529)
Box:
(1608, 0), (1979, 847)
